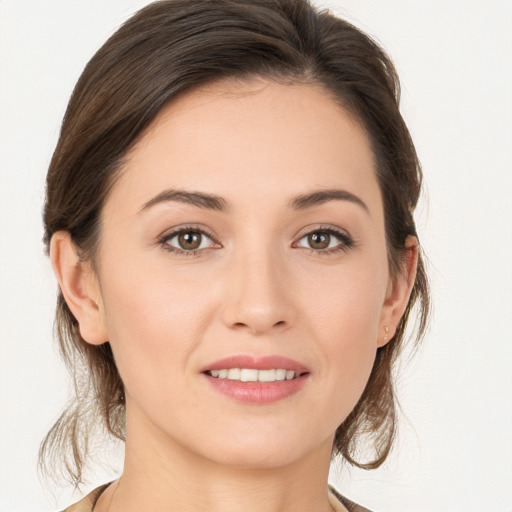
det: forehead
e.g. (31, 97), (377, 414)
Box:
(108, 79), (381, 216)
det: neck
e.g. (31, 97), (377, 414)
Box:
(99, 403), (337, 512)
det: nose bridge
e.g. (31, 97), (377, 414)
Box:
(221, 234), (292, 334)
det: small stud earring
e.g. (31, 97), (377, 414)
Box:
(384, 326), (390, 342)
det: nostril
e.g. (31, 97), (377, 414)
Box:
(231, 320), (287, 333)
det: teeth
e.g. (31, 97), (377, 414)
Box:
(208, 368), (300, 382)
(241, 369), (258, 382)
(227, 368), (240, 380)
(275, 369), (286, 380)
(258, 369), (275, 382)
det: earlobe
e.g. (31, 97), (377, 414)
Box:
(378, 236), (419, 347)
(50, 231), (108, 345)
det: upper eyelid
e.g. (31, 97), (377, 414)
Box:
(293, 224), (351, 239)
(159, 224), (217, 242)
(302, 230), (349, 243)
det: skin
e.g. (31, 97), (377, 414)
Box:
(51, 79), (417, 512)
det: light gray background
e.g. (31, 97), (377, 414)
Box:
(1, 1), (511, 511)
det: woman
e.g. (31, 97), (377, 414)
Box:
(41, 0), (430, 511)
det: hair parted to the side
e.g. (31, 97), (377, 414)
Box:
(41, 0), (430, 486)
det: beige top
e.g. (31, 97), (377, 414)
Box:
(61, 483), (373, 512)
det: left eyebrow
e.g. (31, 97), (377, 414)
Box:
(289, 188), (369, 213)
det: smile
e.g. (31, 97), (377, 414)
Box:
(207, 368), (300, 382)
(202, 356), (310, 404)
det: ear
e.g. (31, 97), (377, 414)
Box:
(50, 231), (108, 346)
(378, 235), (418, 348)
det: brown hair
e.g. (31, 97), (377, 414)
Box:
(41, 0), (430, 486)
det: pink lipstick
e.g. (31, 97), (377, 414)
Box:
(201, 355), (310, 404)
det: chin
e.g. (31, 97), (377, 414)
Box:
(186, 427), (334, 470)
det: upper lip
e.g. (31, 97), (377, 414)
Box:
(201, 355), (309, 374)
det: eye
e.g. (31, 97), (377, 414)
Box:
(294, 228), (353, 253)
(161, 228), (217, 253)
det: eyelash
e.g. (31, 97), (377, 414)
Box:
(158, 225), (355, 257)
(293, 225), (355, 256)
(159, 225), (219, 256)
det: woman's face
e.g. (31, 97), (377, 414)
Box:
(91, 79), (398, 468)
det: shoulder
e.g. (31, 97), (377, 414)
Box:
(329, 485), (375, 512)
(60, 483), (111, 512)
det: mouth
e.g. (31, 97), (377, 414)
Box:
(201, 355), (310, 404)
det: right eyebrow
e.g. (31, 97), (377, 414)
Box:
(138, 188), (228, 214)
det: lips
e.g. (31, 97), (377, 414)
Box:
(201, 355), (310, 404)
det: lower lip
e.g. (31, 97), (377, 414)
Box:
(203, 374), (309, 404)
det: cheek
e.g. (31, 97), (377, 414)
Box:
(299, 252), (388, 342)
(98, 262), (216, 398)
(298, 255), (387, 406)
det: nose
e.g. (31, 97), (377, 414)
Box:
(220, 247), (294, 336)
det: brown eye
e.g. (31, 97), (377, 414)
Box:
(178, 231), (202, 250)
(164, 229), (214, 252)
(295, 228), (352, 252)
(307, 232), (330, 250)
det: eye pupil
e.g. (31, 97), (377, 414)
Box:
(308, 232), (330, 249)
(178, 231), (201, 250)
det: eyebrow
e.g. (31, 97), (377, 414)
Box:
(290, 188), (369, 213)
(139, 187), (368, 214)
(139, 189), (227, 213)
